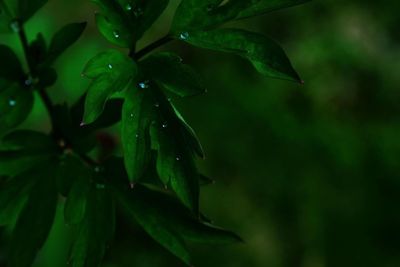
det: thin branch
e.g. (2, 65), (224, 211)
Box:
(134, 35), (174, 60)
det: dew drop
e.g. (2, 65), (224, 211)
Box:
(167, 97), (172, 102)
(8, 98), (16, 107)
(126, 3), (133, 11)
(108, 64), (113, 69)
(80, 121), (86, 127)
(154, 103), (160, 108)
(138, 80), (149, 89)
(135, 134), (139, 138)
(113, 30), (120, 39)
(130, 113), (135, 118)
(179, 32), (189, 40)
(9, 20), (20, 33)
(130, 182), (135, 189)
(176, 156), (181, 161)
(24, 78), (33, 86)
(162, 122), (168, 128)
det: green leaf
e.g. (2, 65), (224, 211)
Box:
(17, 0), (47, 22)
(82, 50), (138, 124)
(92, 0), (134, 47)
(0, 169), (36, 226)
(0, 1), (13, 33)
(56, 154), (87, 197)
(0, 81), (34, 137)
(0, 45), (24, 80)
(116, 184), (241, 265)
(8, 163), (58, 267)
(140, 52), (206, 97)
(177, 29), (302, 82)
(68, 181), (115, 267)
(92, 0), (169, 46)
(171, 0), (252, 33)
(133, 0), (169, 40)
(72, 94), (123, 131)
(237, 0), (310, 19)
(47, 22), (87, 63)
(150, 88), (200, 213)
(172, 104), (205, 158)
(121, 85), (154, 183)
(64, 164), (92, 225)
(0, 130), (56, 176)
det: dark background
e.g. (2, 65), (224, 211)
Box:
(1, 0), (400, 266)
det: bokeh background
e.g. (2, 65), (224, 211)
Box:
(1, 0), (400, 266)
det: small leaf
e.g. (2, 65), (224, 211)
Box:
(0, 81), (34, 137)
(0, 45), (24, 80)
(8, 163), (58, 267)
(93, 2), (134, 47)
(122, 85), (154, 183)
(82, 50), (138, 124)
(47, 22), (87, 63)
(237, 0), (311, 19)
(17, 0), (48, 22)
(140, 52), (206, 97)
(177, 29), (302, 82)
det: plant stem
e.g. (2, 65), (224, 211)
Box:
(16, 21), (98, 166)
(134, 35), (173, 60)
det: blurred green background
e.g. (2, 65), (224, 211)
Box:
(1, 0), (400, 266)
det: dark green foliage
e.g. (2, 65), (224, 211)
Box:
(0, 0), (309, 266)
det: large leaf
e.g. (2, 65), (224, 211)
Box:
(8, 162), (58, 267)
(140, 52), (206, 97)
(121, 84), (155, 183)
(237, 0), (310, 19)
(177, 28), (302, 82)
(171, 0), (253, 33)
(68, 179), (115, 267)
(150, 87), (201, 213)
(46, 22), (87, 64)
(116, 184), (242, 265)
(82, 50), (138, 124)
(0, 80), (34, 137)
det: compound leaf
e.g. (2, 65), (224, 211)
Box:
(178, 28), (302, 82)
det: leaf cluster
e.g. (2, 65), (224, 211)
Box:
(0, 0), (309, 266)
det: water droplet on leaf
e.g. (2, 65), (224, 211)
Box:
(8, 98), (16, 107)
(126, 3), (133, 11)
(176, 157), (181, 161)
(179, 32), (189, 40)
(9, 20), (20, 32)
(154, 103), (160, 108)
(162, 122), (168, 128)
(138, 80), (149, 89)
(108, 64), (113, 69)
(113, 30), (120, 38)
(133, 7), (144, 17)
